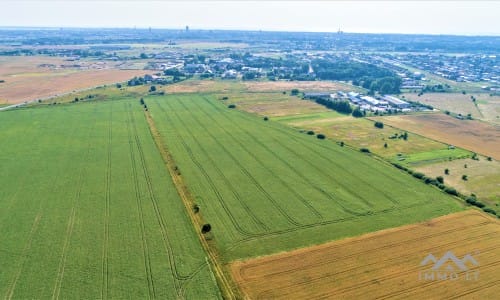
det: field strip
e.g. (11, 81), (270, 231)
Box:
(290, 242), (499, 299)
(174, 98), (303, 227)
(101, 103), (112, 300)
(51, 109), (98, 300)
(194, 97), (323, 220)
(4, 213), (42, 300)
(235, 210), (492, 278)
(232, 210), (499, 299)
(239, 225), (495, 281)
(143, 105), (235, 299)
(156, 100), (267, 235)
(126, 107), (157, 299)
(205, 98), (397, 211)
(130, 103), (206, 291)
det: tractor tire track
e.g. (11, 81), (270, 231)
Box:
(173, 98), (302, 227)
(156, 100), (267, 236)
(195, 97), (323, 220)
(126, 108), (156, 299)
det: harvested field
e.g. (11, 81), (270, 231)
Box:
(374, 113), (500, 160)
(416, 157), (500, 205)
(165, 79), (245, 93)
(404, 92), (500, 124)
(0, 56), (147, 104)
(223, 92), (331, 117)
(243, 81), (355, 92)
(232, 210), (500, 299)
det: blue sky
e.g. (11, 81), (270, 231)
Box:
(1, 1), (499, 35)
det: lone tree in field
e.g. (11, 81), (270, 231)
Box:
(263, 116), (269, 121)
(317, 134), (326, 140)
(149, 85), (156, 92)
(291, 89), (299, 96)
(340, 141), (344, 147)
(201, 224), (212, 234)
(384, 142), (388, 148)
(352, 107), (363, 118)
(462, 175), (468, 181)
(374, 121), (384, 129)
(444, 168), (449, 175)
(228, 104), (236, 109)
(307, 130), (315, 135)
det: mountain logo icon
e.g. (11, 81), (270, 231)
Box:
(420, 251), (478, 271)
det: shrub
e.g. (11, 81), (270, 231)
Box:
(352, 108), (363, 118)
(360, 148), (371, 153)
(201, 224), (212, 234)
(482, 208), (497, 215)
(424, 177), (437, 185)
(444, 168), (449, 175)
(228, 104), (236, 109)
(307, 130), (315, 135)
(437, 183), (446, 190)
(374, 121), (384, 129)
(291, 89), (299, 96)
(474, 201), (486, 208)
(462, 175), (468, 181)
(465, 197), (477, 205)
(412, 172), (425, 179)
(339, 141), (344, 147)
(444, 187), (458, 196)
(316, 134), (326, 140)
(222, 96), (229, 100)
(263, 116), (269, 121)
(436, 176), (444, 184)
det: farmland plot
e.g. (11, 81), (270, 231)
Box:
(0, 101), (220, 299)
(231, 210), (500, 299)
(146, 94), (461, 261)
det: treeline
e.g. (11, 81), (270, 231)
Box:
(315, 98), (352, 114)
(312, 59), (401, 94)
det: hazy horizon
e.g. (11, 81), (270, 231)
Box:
(1, 1), (499, 36)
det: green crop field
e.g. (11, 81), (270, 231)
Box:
(146, 94), (462, 261)
(0, 101), (221, 299)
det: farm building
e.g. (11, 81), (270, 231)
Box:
(360, 95), (379, 106)
(383, 95), (410, 109)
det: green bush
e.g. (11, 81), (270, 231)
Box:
(360, 148), (371, 153)
(307, 130), (315, 135)
(412, 172), (425, 179)
(316, 134), (326, 140)
(228, 104), (236, 109)
(374, 121), (384, 129)
(465, 197), (477, 205)
(482, 208), (497, 215)
(444, 187), (458, 196)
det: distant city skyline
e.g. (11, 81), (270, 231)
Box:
(1, 1), (499, 36)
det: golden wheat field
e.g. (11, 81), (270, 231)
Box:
(231, 210), (500, 299)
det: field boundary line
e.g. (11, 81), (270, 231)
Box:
(143, 106), (237, 300)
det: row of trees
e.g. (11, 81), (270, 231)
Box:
(314, 98), (352, 114)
